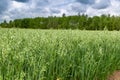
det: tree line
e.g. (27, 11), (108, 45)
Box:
(1, 14), (120, 30)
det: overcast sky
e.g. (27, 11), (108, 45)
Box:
(0, 0), (120, 22)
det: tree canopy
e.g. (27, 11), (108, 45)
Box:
(1, 14), (120, 30)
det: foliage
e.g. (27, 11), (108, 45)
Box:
(1, 14), (120, 30)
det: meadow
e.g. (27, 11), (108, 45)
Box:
(0, 29), (120, 80)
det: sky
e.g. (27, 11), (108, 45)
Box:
(0, 0), (120, 22)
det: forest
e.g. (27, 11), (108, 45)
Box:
(1, 14), (120, 30)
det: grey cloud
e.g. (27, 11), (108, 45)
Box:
(50, 8), (61, 14)
(76, 0), (95, 4)
(31, 7), (49, 13)
(0, 0), (9, 14)
(35, 0), (49, 6)
(92, 0), (111, 9)
(14, 0), (29, 3)
(71, 3), (86, 12)
(8, 7), (50, 20)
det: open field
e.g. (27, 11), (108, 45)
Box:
(0, 29), (120, 80)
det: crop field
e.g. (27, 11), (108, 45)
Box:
(0, 29), (120, 80)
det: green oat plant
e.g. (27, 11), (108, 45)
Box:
(0, 29), (120, 80)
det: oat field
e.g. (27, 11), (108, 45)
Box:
(0, 29), (120, 80)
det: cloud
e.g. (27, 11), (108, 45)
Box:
(34, 0), (49, 6)
(0, 0), (9, 14)
(76, 0), (95, 4)
(13, 0), (29, 3)
(50, 8), (61, 14)
(70, 3), (87, 13)
(92, 0), (111, 9)
(76, 0), (111, 9)
(1, 0), (120, 22)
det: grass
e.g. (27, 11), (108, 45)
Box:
(0, 29), (120, 80)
